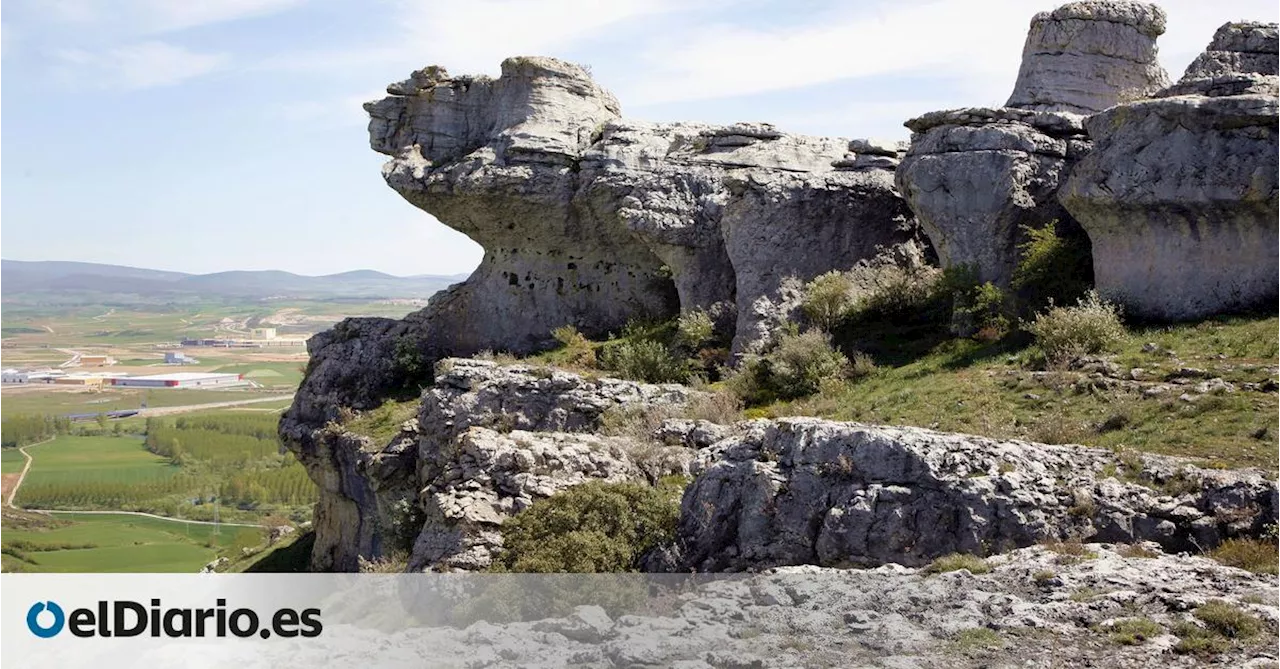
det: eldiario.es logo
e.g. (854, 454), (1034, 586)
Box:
(26, 599), (322, 639)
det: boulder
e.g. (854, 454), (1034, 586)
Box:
(1006, 1), (1170, 113)
(1060, 21), (1279, 320)
(286, 358), (699, 571)
(897, 1), (1170, 289)
(661, 418), (1276, 572)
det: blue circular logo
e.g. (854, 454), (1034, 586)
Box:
(27, 601), (65, 638)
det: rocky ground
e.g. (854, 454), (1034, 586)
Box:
(152, 545), (1278, 668)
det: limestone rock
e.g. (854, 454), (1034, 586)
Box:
(1060, 21), (1280, 320)
(1006, 1), (1170, 114)
(898, 2), (1171, 290)
(364, 56), (923, 359)
(286, 358), (700, 571)
(896, 107), (1090, 287)
(661, 418), (1276, 572)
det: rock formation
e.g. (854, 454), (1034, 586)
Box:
(659, 418), (1276, 572)
(897, 1), (1170, 288)
(1060, 21), (1279, 320)
(364, 57), (922, 359)
(289, 358), (698, 571)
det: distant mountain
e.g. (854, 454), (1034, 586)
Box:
(1, 260), (470, 304)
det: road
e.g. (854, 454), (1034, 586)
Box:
(4, 438), (47, 508)
(136, 394), (294, 417)
(29, 509), (266, 529)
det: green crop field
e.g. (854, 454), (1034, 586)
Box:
(1, 448), (26, 474)
(1, 513), (264, 573)
(0, 388), (289, 419)
(14, 436), (187, 509)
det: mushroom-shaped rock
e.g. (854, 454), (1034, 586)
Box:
(1060, 22), (1279, 320)
(896, 1), (1168, 290)
(1006, 1), (1171, 114)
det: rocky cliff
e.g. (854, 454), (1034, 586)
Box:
(897, 0), (1170, 289)
(1060, 21), (1279, 320)
(365, 57), (923, 359)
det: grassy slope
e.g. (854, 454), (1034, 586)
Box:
(756, 315), (1278, 469)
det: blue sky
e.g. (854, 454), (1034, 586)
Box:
(3, 0), (1276, 277)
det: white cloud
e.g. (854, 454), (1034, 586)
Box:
(57, 41), (229, 90)
(260, 0), (690, 77)
(27, 0), (305, 34)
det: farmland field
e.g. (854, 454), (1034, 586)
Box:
(1, 448), (25, 474)
(1, 512), (264, 573)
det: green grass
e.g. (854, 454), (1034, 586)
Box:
(923, 553), (991, 575)
(758, 315), (1278, 469)
(1, 388), (283, 419)
(1, 512), (263, 573)
(211, 362), (305, 388)
(21, 435), (177, 482)
(342, 398), (420, 445)
(1, 448), (27, 474)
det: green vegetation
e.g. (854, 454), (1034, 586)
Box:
(1011, 222), (1092, 315)
(1193, 600), (1264, 639)
(953, 627), (1003, 650)
(342, 398), (419, 444)
(1025, 291), (1127, 365)
(1, 448), (26, 474)
(1, 512), (263, 573)
(923, 553), (991, 575)
(728, 328), (853, 404)
(1107, 617), (1163, 645)
(801, 271), (858, 332)
(490, 479), (684, 572)
(1, 413), (72, 448)
(14, 416), (315, 521)
(1209, 537), (1279, 575)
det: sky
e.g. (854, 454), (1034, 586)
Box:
(2, 0), (1276, 277)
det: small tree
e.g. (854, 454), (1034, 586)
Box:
(801, 271), (857, 332)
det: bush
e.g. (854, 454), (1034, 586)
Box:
(1025, 290), (1126, 364)
(1108, 618), (1163, 645)
(923, 553), (991, 575)
(550, 325), (596, 367)
(1012, 222), (1092, 314)
(1208, 538), (1279, 575)
(852, 266), (945, 322)
(1193, 600), (1264, 639)
(801, 271), (857, 331)
(728, 329), (850, 404)
(675, 309), (716, 350)
(491, 480), (684, 572)
(952, 280), (1011, 338)
(598, 339), (688, 384)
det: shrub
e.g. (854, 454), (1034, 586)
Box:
(598, 339), (688, 384)
(1012, 221), (1092, 314)
(550, 325), (596, 367)
(1025, 291), (1126, 364)
(1108, 618), (1163, 645)
(1193, 600), (1264, 639)
(923, 553), (991, 575)
(801, 271), (857, 331)
(953, 281), (1011, 338)
(852, 266), (945, 322)
(1209, 538), (1279, 575)
(675, 309), (716, 350)
(491, 480), (683, 572)
(1172, 621), (1230, 655)
(728, 329), (850, 404)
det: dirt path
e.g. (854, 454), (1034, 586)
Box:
(4, 438), (48, 508)
(137, 394), (294, 417)
(28, 509), (266, 529)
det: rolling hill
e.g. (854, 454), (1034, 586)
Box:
(1, 260), (469, 304)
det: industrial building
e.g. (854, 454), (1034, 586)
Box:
(111, 372), (246, 389)
(164, 351), (199, 365)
